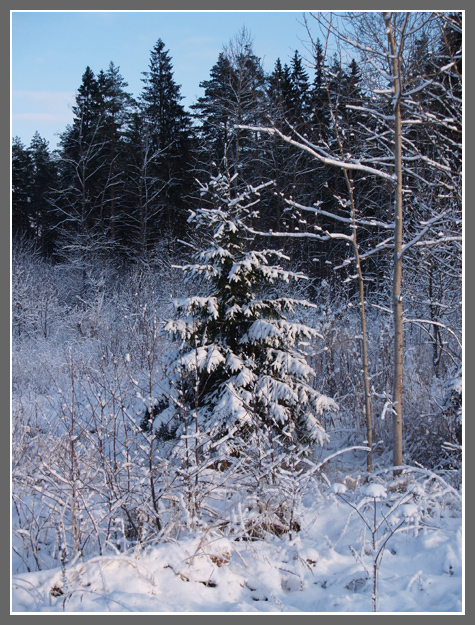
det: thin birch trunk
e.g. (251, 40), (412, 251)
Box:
(385, 13), (406, 467)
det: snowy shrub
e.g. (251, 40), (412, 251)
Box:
(330, 467), (462, 612)
(12, 238), (67, 341)
(403, 366), (462, 482)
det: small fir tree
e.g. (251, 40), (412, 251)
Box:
(156, 167), (338, 462)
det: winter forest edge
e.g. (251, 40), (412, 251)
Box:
(11, 12), (463, 613)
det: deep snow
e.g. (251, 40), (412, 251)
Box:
(12, 471), (463, 614)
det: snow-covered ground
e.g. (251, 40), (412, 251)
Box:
(12, 471), (463, 614)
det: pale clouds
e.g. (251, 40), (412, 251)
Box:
(13, 112), (72, 123)
(12, 90), (75, 144)
(181, 35), (221, 49)
(13, 90), (75, 116)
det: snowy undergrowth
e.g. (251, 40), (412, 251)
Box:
(11, 243), (462, 614)
(12, 470), (462, 613)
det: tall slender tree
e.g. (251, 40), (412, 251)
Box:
(289, 50), (311, 126)
(191, 52), (236, 172)
(309, 38), (331, 143)
(95, 62), (136, 246)
(139, 39), (194, 239)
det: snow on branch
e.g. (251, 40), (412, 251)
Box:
(235, 124), (396, 183)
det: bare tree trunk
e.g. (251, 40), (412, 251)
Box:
(340, 167), (373, 472)
(320, 53), (374, 471)
(354, 242), (373, 472)
(385, 13), (405, 467)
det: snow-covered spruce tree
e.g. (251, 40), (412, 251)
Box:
(156, 169), (338, 468)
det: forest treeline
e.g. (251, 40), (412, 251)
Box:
(13, 32), (362, 272)
(12, 15), (459, 275)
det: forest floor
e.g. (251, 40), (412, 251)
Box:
(12, 459), (463, 614)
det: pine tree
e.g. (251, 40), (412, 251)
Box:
(156, 168), (338, 462)
(12, 133), (58, 257)
(267, 51), (310, 130)
(12, 136), (33, 241)
(267, 58), (284, 107)
(54, 63), (138, 267)
(191, 52), (236, 171)
(309, 39), (331, 143)
(289, 50), (310, 127)
(56, 65), (106, 237)
(192, 28), (267, 184)
(95, 62), (136, 247)
(140, 39), (190, 152)
(267, 58), (293, 123)
(139, 38), (194, 239)
(28, 132), (58, 257)
(63, 65), (102, 153)
(51, 65), (120, 294)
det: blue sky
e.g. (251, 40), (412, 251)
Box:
(11, 10), (322, 150)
